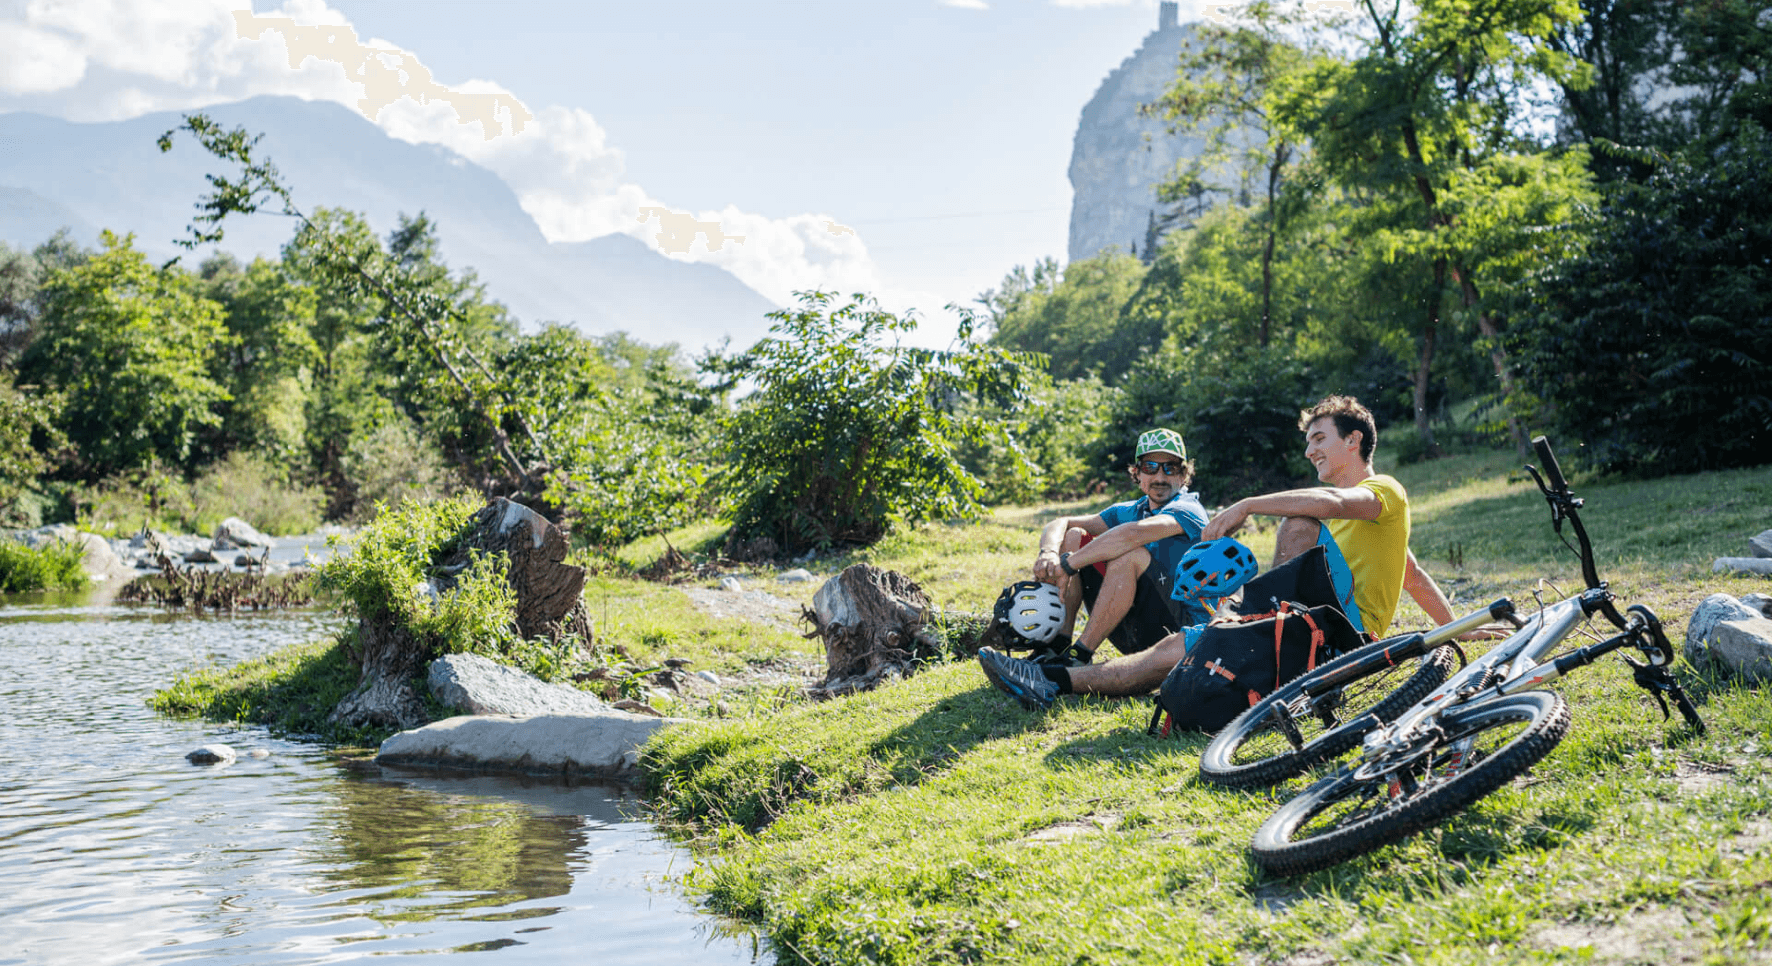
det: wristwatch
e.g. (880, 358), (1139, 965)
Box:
(1058, 552), (1079, 576)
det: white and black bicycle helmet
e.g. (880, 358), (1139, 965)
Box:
(1172, 538), (1260, 608)
(993, 580), (1067, 648)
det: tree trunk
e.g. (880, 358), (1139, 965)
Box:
(1457, 269), (1530, 457)
(1413, 260), (1446, 457)
(802, 564), (942, 698)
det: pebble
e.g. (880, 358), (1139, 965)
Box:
(695, 670), (721, 687)
(186, 744), (236, 765)
(247, 749), (270, 759)
(719, 576), (743, 593)
(778, 568), (813, 583)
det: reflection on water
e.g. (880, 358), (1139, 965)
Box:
(0, 597), (769, 965)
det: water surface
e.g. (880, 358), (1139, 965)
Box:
(0, 596), (768, 964)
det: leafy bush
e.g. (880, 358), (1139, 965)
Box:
(76, 452), (324, 536)
(706, 292), (1038, 555)
(339, 419), (462, 523)
(1514, 124), (1772, 475)
(315, 497), (586, 681)
(0, 538), (88, 592)
(964, 376), (1119, 504)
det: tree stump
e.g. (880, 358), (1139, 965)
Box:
(329, 498), (595, 731)
(803, 564), (942, 698)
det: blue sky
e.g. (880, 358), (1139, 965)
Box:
(0, 0), (1199, 345)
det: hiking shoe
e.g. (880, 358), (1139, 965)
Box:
(978, 646), (1059, 710)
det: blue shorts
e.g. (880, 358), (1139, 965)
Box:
(1315, 524), (1365, 633)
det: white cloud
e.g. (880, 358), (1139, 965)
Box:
(0, 0), (905, 320)
(940, 0), (990, 9)
(1049, 0), (1143, 7)
(0, 22), (86, 93)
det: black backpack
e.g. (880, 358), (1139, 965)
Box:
(1147, 601), (1363, 737)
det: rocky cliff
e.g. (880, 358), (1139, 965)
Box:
(1067, 6), (1222, 264)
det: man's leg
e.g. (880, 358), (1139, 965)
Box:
(1057, 527), (1090, 638)
(1066, 631), (1190, 696)
(1272, 516), (1322, 568)
(1074, 546), (1149, 657)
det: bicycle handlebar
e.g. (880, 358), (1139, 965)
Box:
(1532, 436), (1568, 494)
(1527, 436), (1621, 625)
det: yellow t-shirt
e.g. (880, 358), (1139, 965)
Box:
(1324, 475), (1411, 638)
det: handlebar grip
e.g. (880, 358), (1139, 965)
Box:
(1531, 435), (1569, 493)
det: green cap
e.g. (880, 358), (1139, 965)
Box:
(1136, 428), (1187, 460)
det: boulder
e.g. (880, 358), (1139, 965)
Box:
(1708, 618), (1772, 683)
(16, 524), (77, 549)
(186, 744), (236, 764)
(183, 546), (220, 564)
(1752, 530), (1772, 559)
(72, 532), (132, 582)
(1713, 557), (1772, 575)
(778, 568), (813, 583)
(1744, 594), (1772, 618)
(374, 712), (688, 777)
(428, 653), (608, 717)
(1686, 594), (1766, 666)
(719, 576), (743, 592)
(129, 528), (168, 553)
(212, 517), (272, 550)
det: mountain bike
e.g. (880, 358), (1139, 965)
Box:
(1199, 436), (1705, 876)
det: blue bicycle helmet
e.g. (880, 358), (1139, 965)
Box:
(1172, 538), (1259, 610)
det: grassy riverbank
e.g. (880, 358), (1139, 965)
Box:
(643, 453), (1772, 965)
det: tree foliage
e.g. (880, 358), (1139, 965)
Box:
(709, 292), (1037, 554)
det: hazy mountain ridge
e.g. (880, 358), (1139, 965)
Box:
(0, 96), (779, 348)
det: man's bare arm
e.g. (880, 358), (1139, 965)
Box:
(1402, 549), (1455, 625)
(1201, 485), (1384, 541)
(1033, 514), (1109, 582)
(1066, 514), (1184, 570)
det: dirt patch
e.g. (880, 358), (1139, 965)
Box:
(680, 585), (808, 635)
(1528, 907), (1698, 964)
(1725, 817), (1772, 858)
(1023, 814), (1119, 843)
(1675, 758), (1739, 795)
(1250, 883), (1307, 917)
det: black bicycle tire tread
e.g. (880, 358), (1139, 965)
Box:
(1250, 690), (1571, 877)
(1198, 641), (1459, 790)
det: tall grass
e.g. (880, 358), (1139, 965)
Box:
(0, 539), (88, 592)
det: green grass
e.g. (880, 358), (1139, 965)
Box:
(148, 633), (379, 744)
(0, 538), (89, 592)
(644, 452), (1772, 966)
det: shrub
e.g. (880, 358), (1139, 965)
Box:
(706, 292), (1038, 555)
(0, 538), (88, 592)
(315, 497), (586, 681)
(339, 419), (462, 523)
(964, 376), (1119, 503)
(75, 451), (324, 536)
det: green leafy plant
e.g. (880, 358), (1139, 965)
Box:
(0, 538), (87, 593)
(706, 292), (1038, 555)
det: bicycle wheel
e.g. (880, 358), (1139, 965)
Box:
(1198, 638), (1459, 789)
(1250, 689), (1570, 877)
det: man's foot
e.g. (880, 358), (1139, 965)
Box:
(978, 646), (1059, 710)
(1031, 640), (1094, 668)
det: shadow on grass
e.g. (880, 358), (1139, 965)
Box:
(149, 634), (382, 745)
(866, 682), (1062, 783)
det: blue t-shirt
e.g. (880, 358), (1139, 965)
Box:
(1098, 491), (1211, 625)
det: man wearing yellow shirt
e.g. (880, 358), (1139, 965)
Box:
(977, 395), (1460, 710)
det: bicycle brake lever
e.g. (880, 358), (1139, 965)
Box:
(1626, 657), (1707, 735)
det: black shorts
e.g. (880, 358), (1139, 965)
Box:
(1077, 562), (1183, 655)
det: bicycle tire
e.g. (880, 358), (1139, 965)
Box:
(1250, 689), (1570, 877)
(1198, 638), (1459, 789)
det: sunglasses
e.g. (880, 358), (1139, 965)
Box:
(1138, 459), (1184, 477)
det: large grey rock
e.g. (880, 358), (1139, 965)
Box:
(72, 532), (131, 582)
(183, 546), (220, 564)
(1744, 594), (1772, 618)
(1713, 557), (1772, 575)
(1751, 529), (1772, 559)
(1687, 594), (1766, 666)
(428, 653), (609, 717)
(15, 524), (76, 549)
(374, 713), (688, 777)
(212, 516), (272, 550)
(1708, 618), (1772, 683)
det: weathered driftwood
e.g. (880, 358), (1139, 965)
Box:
(330, 498), (594, 731)
(802, 564), (945, 698)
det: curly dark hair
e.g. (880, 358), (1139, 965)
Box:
(1298, 395), (1377, 464)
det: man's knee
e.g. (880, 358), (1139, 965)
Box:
(1273, 516), (1321, 567)
(1061, 527), (1090, 553)
(1102, 545), (1151, 576)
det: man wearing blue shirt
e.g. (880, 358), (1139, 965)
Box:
(1026, 428), (1209, 666)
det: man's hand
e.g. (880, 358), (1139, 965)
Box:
(1200, 501), (1250, 542)
(1033, 548), (1064, 586)
(1457, 622), (1515, 642)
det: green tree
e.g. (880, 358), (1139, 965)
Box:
(986, 252), (1154, 382)
(20, 231), (230, 478)
(708, 292), (1037, 555)
(1514, 123), (1772, 474)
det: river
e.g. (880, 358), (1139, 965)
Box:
(0, 591), (772, 965)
